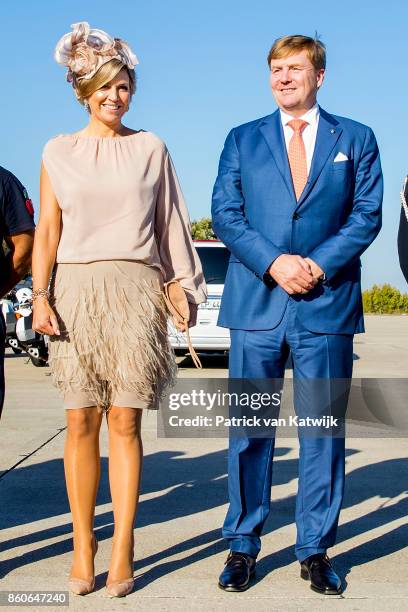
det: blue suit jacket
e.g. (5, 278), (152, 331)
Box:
(211, 107), (383, 334)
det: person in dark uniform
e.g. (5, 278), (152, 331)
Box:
(398, 177), (408, 283)
(0, 166), (35, 419)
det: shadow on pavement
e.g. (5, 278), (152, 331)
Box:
(4, 352), (28, 361)
(177, 352), (229, 369)
(177, 352), (296, 370)
(0, 447), (407, 588)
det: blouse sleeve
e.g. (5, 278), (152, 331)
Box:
(155, 147), (207, 304)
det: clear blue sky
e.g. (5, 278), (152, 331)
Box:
(1, 0), (407, 289)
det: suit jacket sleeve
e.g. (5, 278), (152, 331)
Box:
(211, 128), (284, 278)
(307, 127), (383, 280)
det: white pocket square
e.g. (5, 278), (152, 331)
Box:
(334, 152), (349, 162)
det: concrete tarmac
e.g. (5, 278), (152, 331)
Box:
(0, 315), (407, 611)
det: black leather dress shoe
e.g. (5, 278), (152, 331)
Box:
(218, 552), (256, 592)
(300, 553), (342, 595)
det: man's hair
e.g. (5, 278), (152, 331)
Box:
(267, 35), (326, 71)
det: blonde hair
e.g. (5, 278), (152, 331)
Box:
(267, 35), (326, 71)
(75, 58), (136, 107)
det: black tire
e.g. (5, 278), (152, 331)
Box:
(29, 355), (48, 367)
(11, 346), (23, 355)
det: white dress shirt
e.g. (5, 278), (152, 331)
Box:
(280, 104), (320, 174)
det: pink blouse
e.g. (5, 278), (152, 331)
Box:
(42, 130), (207, 304)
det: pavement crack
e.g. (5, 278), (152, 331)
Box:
(0, 427), (66, 481)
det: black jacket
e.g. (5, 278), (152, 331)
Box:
(398, 177), (408, 284)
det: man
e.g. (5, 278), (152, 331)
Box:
(212, 35), (382, 595)
(398, 177), (408, 283)
(0, 166), (35, 419)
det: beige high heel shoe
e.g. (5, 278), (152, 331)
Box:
(106, 577), (134, 598)
(106, 539), (134, 598)
(68, 534), (98, 596)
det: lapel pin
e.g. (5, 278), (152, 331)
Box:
(330, 129), (336, 134)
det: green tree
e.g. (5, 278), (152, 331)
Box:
(362, 284), (408, 314)
(2, 238), (10, 256)
(191, 217), (217, 240)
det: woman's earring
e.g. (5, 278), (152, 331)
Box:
(84, 101), (90, 111)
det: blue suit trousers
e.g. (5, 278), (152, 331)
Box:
(223, 298), (353, 561)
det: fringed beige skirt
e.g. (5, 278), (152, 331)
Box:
(48, 260), (177, 412)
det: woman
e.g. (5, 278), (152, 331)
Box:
(32, 22), (206, 597)
(398, 176), (408, 283)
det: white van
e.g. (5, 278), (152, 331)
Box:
(168, 240), (231, 353)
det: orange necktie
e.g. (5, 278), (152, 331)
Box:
(287, 119), (308, 200)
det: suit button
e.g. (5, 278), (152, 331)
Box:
(293, 212), (300, 220)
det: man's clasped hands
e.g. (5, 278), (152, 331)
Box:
(268, 254), (325, 295)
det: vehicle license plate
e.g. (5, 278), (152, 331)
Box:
(199, 299), (221, 310)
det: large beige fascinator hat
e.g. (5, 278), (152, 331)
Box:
(54, 21), (139, 84)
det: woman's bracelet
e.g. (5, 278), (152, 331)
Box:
(32, 288), (50, 302)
